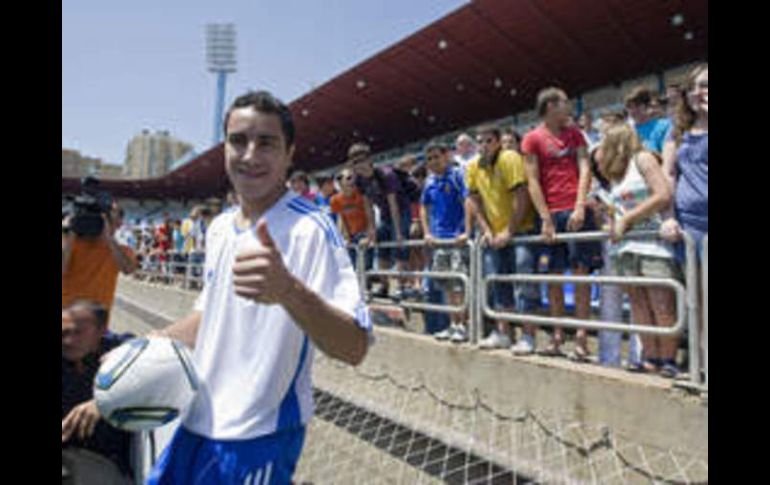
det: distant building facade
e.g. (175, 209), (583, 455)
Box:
(123, 130), (194, 179)
(62, 149), (121, 179)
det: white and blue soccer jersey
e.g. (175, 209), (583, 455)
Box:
(182, 191), (371, 440)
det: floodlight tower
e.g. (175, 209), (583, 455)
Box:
(206, 23), (237, 145)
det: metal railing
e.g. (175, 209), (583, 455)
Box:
(702, 234), (708, 390)
(353, 238), (479, 341)
(133, 251), (204, 290)
(131, 230), (707, 388)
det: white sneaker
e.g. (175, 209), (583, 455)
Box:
(479, 330), (512, 349)
(434, 326), (455, 341)
(450, 325), (468, 343)
(511, 338), (535, 355)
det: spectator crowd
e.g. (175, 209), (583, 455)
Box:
(62, 63), (707, 481)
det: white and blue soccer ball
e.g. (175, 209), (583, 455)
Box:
(94, 337), (199, 431)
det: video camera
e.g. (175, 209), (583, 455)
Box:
(63, 176), (114, 238)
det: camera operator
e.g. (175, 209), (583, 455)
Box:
(62, 197), (138, 314)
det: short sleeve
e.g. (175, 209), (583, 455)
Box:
(420, 181), (433, 206)
(503, 151), (527, 190)
(521, 131), (539, 157)
(383, 170), (400, 195)
(572, 127), (587, 149)
(303, 223), (373, 336)
(330, 196), (341, 214)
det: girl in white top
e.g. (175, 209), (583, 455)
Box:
(597, 123), (680, 377)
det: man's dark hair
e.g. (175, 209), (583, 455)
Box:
(347, 143), (371, 163)
(68, 299), (109, 328)
(223, 90), (295, 148)
(624, 86), (654, 108)
(502, 127), (522, 144)
(536, 87), (567, 117)
(411, 164), (428, 179)
(316, 175), (333, 186)
(289, 170), (309, 184)
(476, 124), (501, 140)
(424, 139), (449, 153)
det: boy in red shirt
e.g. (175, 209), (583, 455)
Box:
(521, 87), (603, 360)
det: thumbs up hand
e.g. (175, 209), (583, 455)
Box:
(233, 219), (295, 305)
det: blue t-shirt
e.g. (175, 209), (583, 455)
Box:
(635, 117), (672, 153)
(317, 193), (338, 224)
(673, 132), (708, 233)
(420, 167), (467, 239)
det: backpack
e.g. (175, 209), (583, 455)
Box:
(392, 167), (422, 204)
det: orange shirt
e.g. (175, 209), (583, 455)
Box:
(62, 238), (135, 313)
(330, 190), (368, 238)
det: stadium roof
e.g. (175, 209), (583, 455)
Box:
(63, 0), (707, 199)
(290, 0), (707, 170)
(62, 144), (227, 200)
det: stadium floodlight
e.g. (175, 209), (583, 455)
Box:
(206, 23), (237, 145)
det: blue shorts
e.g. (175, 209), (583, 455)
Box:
(537, 209), (604, 273)
(147, 426), (306, 485)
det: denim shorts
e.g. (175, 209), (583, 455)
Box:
(376, 211), (412, 263)
(613, 252), (683, 281)
(537, 208), (604, 273)
(482, 238), (540, 312)
(432, 247), (469, 292)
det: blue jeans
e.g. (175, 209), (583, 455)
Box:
(376, 211), (412, 264)
(482, 239), (539, 311)
(348, 232), (374, 271)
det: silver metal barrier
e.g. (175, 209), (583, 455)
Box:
(357, 238), (477, 341)
(702, 234), (708, 390)
(683, 232), (701, 386)
(476, 230), (699, 372)
(483, 273), (686, 335)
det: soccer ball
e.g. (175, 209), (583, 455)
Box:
(94, 337), (199, 431)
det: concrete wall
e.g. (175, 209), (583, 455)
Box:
(115, 276), (708, 481)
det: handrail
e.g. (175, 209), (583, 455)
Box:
(702, 234), (708, 390)
(482, 274), (686, 335)
(356, 238), (477, 341)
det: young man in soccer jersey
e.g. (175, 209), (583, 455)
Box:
(466, 126), (540, 352)
(521, 87), (603, 359)
(146, 91), (371, 484)
(420, 141), (470, 343)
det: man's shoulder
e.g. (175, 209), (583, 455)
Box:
(285, 196), (346, 249)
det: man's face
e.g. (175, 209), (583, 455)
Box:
(625, 102), (647, 124)
(290, 178), (308, 194)
(477, 133), (501, 165)
(62, 309), (103, 362)
(320, 180), (335, 196)
(425, 148), (448, 175)
(548, 94), (572, 126)
(350, 155), (374, 178)
(501, 134), (515, 151)
(456, 137), (473, 156)
(225, 107), (294, 205)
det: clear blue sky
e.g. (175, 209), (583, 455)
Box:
(63, 0), (468, 166)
